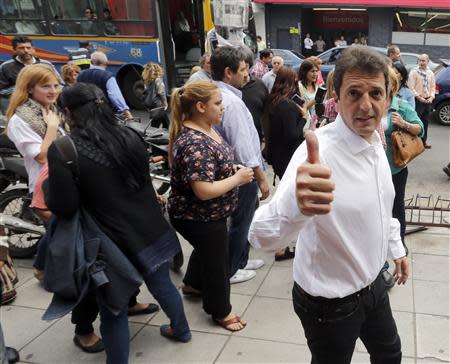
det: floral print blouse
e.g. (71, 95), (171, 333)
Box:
(168, 127), (238, 222)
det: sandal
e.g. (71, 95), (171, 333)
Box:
(214, 315), (247, 332)
(274, 247), (295, 261)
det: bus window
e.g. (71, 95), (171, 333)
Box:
(48, 0), (99, 35)
(101, 0), (156, 37)
(0, 0), (46, 35)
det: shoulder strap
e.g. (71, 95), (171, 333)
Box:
(53, 136), (79, 178)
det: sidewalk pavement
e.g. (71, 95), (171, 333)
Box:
(1, 224), (449, 364)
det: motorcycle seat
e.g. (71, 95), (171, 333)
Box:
(2, 157), (28, 179)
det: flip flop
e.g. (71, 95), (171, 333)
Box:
(214, 315), (247, 332)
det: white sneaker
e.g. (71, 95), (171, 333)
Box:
(244, 259), (265, 270)
(230, 269), (256, 284)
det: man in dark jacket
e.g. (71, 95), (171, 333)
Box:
(239, 47), (268, 144)
(0, 36), (60, 114)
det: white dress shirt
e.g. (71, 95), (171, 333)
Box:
(248, 115), (406, 298)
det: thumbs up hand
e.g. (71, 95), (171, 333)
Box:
(296, 131), (335, 216)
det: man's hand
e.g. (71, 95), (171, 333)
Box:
(123, 109), (133, 120)
(296, 131), (335, 216)
(393, 256), (409, 285)
(258, 178), (270, 201)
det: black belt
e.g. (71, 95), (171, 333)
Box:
(296, 273), (381, 304)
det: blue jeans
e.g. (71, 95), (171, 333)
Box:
(144, 262), (190, 340)
(99, 262), (190, 364)
(228, 180), (259, 277)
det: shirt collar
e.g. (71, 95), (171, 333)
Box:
(335, 114), (382, 155)
(15, 56), (37, 65)
(90, 65), (105, 70)
(214, 81), (242, 99)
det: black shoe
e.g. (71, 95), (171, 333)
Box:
(381, 271), (395, 289)
(170, 251), (184, 272)
(443, 166), (450, 178)
(73, 335), (105, 353)
(128, 303), (159, 316)
(5, 347), (19, 364)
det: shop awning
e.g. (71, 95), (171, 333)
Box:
(253, 0), (450, 9)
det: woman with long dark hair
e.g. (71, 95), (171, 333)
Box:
(392, 62), (415, 108)
(168, 80), (253, 332)
(297, 59), (319, 124)
(265, 67), (307, 261)
(266, 67), (307, 179)
(46, 83), (191, 363)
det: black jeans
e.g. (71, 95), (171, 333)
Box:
(293, 273), (401, 364)
(171, 218), (232, 320)
(415, 100), (431, 143)
(392, 167), (408, 245)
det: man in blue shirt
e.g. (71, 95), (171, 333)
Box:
(211, 46), (270, 284)
(77, 51), (133, 119)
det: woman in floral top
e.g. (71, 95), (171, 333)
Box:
(168, 81), (253, 332)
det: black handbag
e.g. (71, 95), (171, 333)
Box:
(142, 82), (163, 109)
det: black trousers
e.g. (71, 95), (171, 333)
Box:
(415, 100), (431, 143)
(392, 167), (408, 245)
(71, 291), (140, 335)
(293, 273), (401, 364)
(171, 218), (231, 319)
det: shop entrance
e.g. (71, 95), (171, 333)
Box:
(302, 8), (369, 54)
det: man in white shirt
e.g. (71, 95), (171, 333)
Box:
(249, 46), (408, 364)
(261, 56), (284, 93)
(304, 33), (313, 57)
(408, 54), (435, 149)
(186, 53), (212, 84)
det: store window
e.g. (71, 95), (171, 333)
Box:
(394, 9), (450, 34)
(0, 0), (46, 35)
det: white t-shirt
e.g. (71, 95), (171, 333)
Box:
(304, 37), (313, 50)
(7, 114), (64, 193)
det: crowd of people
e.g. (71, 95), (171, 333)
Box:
(0, 34), (442, 364)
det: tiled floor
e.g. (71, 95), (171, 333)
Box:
(2, 225), (449, 363)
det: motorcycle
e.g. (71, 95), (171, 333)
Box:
(0, 134), (44, 258)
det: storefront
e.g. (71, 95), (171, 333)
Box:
(254, 0), (450, 60)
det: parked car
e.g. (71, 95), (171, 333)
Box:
(271, 49), (303, 71)
(317, 46), (387, 80)
(401, 52), (439, 73)
(432, 59), (450, 126)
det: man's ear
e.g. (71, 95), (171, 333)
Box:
(223, 66), (232, 82)
(332, 90), (338, 102)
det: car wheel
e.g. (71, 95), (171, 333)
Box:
(434, 101), (450, 126)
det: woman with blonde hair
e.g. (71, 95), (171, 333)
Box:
(141, 62), (169, 128)
(168, 80), (253, 332)
(61, 63), (81, 86)
(6, 64), (64, 194)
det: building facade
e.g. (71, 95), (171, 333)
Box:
(254, 0), (450, 60)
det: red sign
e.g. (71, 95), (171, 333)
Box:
(254, 0), (450, 9)
(314, 11), (368, 30)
